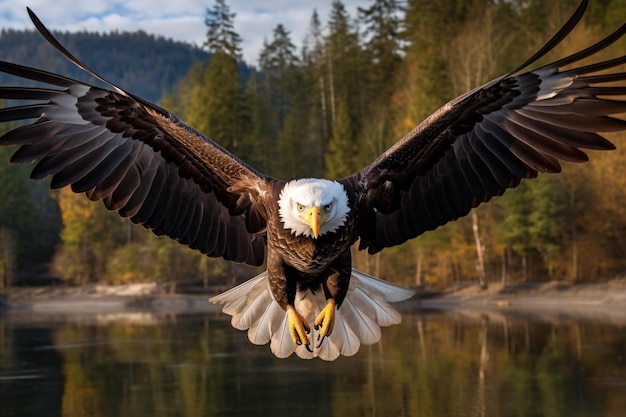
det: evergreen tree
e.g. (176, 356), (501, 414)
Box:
(258, 24), (299, 176)
(528, 177), (563, 274)
(205, 51), (241, 149)
(403, 0), (468, 121)
(354, 0), (404, 171)
(301, 10), (331, 174)
(327, 1), (362, 118)
(186, 0), (243, 150)
(240, 75), (274, 173)
(325, 98), (355, 179)
(258, 24), (299, 132)
(302, 9), (324, 61)
(359, 0), (404, 101)
(185, 62), (212, 136)
(324, 2), (368, 171)
(204, 0), (243, 59)
(499, 176), (563, 280)
(0, 147), (35, 286)
(0, 119), (61, 285)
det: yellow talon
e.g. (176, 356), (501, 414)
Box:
(287, 306), (311, 349)
(314, 299), (336, 342)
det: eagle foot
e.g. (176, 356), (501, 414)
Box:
(287, 306), (312, 351)
(314, 298), (336, 347)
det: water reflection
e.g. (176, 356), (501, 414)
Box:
(1, 306), (625, 417)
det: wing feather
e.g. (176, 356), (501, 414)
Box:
(0, 9), (269, 266)
(354, 1), (625, 253)
(129, 163), (167, 224)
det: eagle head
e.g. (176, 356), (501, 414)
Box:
(278, 179), (350, 239)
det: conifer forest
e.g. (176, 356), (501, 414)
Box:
(2, 0), (626, 290)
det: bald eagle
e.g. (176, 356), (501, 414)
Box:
(1, 1), (625, 360)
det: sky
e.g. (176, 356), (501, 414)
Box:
(0, 0), (371, 65)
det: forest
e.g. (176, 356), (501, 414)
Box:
(0, 28), (220, 103)
(2, 0), (626, 290)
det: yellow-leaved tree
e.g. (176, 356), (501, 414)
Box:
(53, 188), (125, 284)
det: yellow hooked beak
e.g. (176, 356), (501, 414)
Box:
(306, 206), (326, 239)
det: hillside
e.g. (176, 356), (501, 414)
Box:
(0, 29), (252, 103)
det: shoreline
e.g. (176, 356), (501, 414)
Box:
(2, 278), (626, 319)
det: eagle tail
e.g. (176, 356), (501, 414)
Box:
(209, 269), (415, 361)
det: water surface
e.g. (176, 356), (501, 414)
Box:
(1, 305), (625, 417)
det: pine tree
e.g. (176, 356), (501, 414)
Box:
(258, 24), (299, 176)
(240, 75), (274, 173)
(204, 0), (243, 59)
(498, 176), (564, 280)
(186, 0), (243, 150)
(0, 147), (35, 286)
(327, 1), (361, 120)
(258, 24), (299, 132)
(0, 118), (61, 285)
(353, 0), (404, 171)
(528, 176), (563, 275)
(358, 0), (404, 101)
(403, 0), (467, 121)
(204, 51), (241, 148)
(325, 98), (355, 179)
(301, 10), (331, 173)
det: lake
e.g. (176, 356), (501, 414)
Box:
(1, 304), (625, 417)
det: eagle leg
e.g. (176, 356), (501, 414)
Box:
(314, 298), (336, 347)
(287, 305), (312, 352)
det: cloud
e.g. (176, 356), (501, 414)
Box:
(0, 0), (369, 64)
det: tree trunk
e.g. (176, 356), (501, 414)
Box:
(0, 228), (16, 288)
(126, 221), (133, 244)
(568, 184), (579, 282)
(472, 211), (488, 290)
(571, 240), (578, 282)
(415, 246), (423, 287)
(327, 54), (336, 123)
(501, 249), (507, 287)
(373, 252), (380, 278)
(319, 74), (329, 144)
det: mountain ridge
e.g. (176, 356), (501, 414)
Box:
(0, 28), (253, 103)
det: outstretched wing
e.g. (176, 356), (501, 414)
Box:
(0, 9), (267, 266)
(353, 0), (624, 254)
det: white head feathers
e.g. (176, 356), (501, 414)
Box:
(278, 179), (350, 238)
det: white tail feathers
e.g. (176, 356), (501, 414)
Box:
(209, 269), (415, 361)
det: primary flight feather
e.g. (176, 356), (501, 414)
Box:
(1, 0), (624, 360)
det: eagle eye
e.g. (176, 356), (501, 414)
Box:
(323, 203), (332, 212)
(296, 203), (305, 212)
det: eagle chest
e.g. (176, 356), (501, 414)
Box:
(268, 213), (355, 274)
